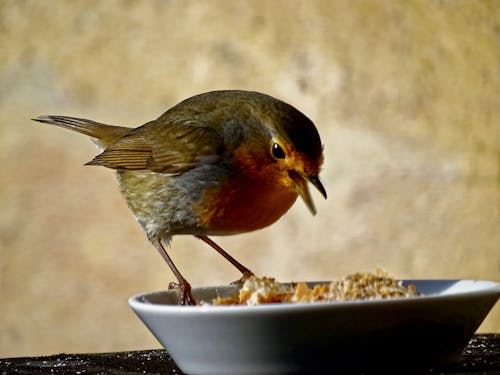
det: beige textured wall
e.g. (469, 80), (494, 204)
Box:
(1, 1), (498, 357)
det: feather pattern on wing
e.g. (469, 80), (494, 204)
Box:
(86, 120), (224, 174)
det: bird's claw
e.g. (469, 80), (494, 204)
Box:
(169, 282), (197, 305)
(181, 291), (197, 306)
(230, 271), (255, 287)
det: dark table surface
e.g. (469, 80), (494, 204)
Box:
(1, 334), (498, 375)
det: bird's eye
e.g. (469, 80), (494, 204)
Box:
(271, 142), (286, 159)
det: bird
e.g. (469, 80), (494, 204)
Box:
(33, 90), (326, 305)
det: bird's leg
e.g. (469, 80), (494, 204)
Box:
(151, 238), (196, 305)
(196, 235), (254, 286)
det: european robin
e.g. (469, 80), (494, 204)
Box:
(33, 90), (326, 305)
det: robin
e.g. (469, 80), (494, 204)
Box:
(33, 90), (326, 305)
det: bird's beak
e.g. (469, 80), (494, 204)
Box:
(288, 171), (327, 215)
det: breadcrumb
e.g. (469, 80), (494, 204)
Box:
(211, 269), (421, 306)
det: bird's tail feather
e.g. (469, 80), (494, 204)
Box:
(32, 115), (131, 148)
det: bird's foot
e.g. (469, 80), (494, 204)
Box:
(230, 271), (255, 287)
(169, 282), (196, 305)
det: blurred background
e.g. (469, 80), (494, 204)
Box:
(1, 0), (498, 357)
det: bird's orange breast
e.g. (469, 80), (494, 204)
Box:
(198, 174), (298, 234)
(198, 144), (298, 234)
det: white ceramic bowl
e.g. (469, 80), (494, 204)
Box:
(129, 280), (499, 375)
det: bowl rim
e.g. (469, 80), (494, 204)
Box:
(128, 279), (500, 315)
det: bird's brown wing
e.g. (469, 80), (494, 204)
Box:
(86, 121), (223, 174)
